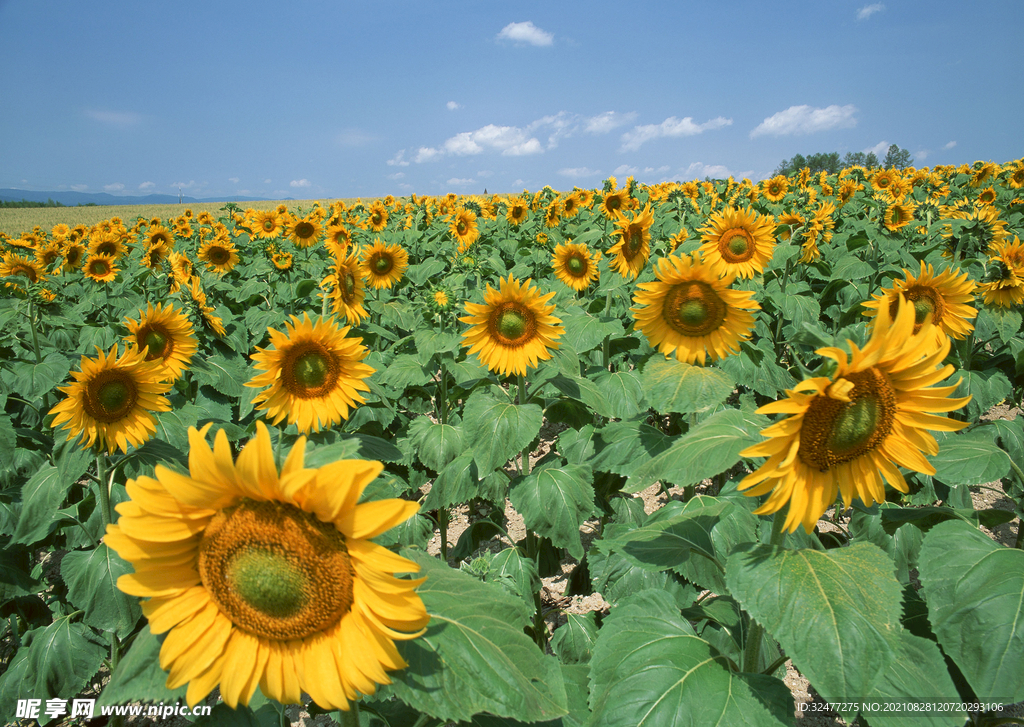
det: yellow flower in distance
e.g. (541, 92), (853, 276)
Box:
(49, 345), (172, 454)
(247, 313), (374, 434)
(698, 206), (776, 279)
(361, 239), (409, 290)
(286, 215), (323, 249)
(461, 275), (565, 377)
(123, 303), (199, 383)
(326, 252), (369, 324)
(197, 237), (239, 274)
(630, 253), (760, 365)
(552, 241), (599, 291)
(607, 203), (654, 280)
(450, 208), (479, 253)
(106, 422), (428, 710)
(739, 298), (971, 533)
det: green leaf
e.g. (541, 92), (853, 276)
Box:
(589, 420), (672, 478)
(407, 418), (464, 472)
(626, 408), (767, 493)
(719, 342), (796, 398)
(378, 353), (431, 390)
(953, 369), (1013, 420)
(588, 547), (696, 608)
(509, 464), (596, 560)
(776, 293), (821, 330)
(22, 615), (106, 701)
(640, 358), (735, 414)
(551, 612), (597, 665)
(390, 551), (568, 724)
(190, 351), (248, 398)
(413, 328), (462, 365)
(422, 453), (479, 511)
(545, 374), (611, 419)
(930, 428), (1011, 486)
(918, 520), (1024, 704)
(462, 389), (543, 474)
(991, 417), (1024, 470)
(977, 306), (1022, 344)
(61, 544), (142, 638)
(590, 369), (644, 419)
(303, 434), (403, 468)
(877, 505), (1016, 535)
(0, 351), (72, 401)
(560, 309), (621, 354)
(588, 589), (791, 727)
(726, 543), (903, 720)
(830, 256), (875, 281)
(486, 547), (542, 612)
(859, 631), (968, 727)
(98, 626), (187, 706)
(13, 465), (73, 545)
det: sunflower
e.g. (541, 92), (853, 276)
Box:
(286, 216), (323, 249)
(883, 201), (917, 232)
(762, 175), (789, 202)
(272, 251), (294, 270)
(669, 229), (690, 251)
(324, 224), (352, 258)
(83, 254), (119, 284)
(544, 200), (562, 229)
(777, 212), (806, 242)
(62, 240), (86, 270)
(251, 210), (284, 240)
(35, 241), (63, 269)
(366, 202), (389, 232)
(49, 345), (172, 453)
(460, 275), (564, 377)
(0, 252), (44, 283)
(88, 232), (127, 260)
(599, 189), (630, 220)
(698, 206), (776, 279)
(979, 237), (1024, 308)
(630, 253), (759, 365)
(198, 238), (239, 274)
(247, 314), (374, 434)
(146, 225), (175, 250)
(1007, 160), (1024, 190)
(552, 241), (599, 291)
(870, 168), (899, 193)
(738, 298), (971, 533)
(123, 303), (199, 382)
(187, 276), (227, 337)
(360, 239), (408, 290)
(326, 252), (368, 324)
(167, 251), (194, 288)
(976, 187), (997, 206)
(837, 179), (863, 206)
(561, 192), (582, 219)
(450, 208), (479, 253)
(861, 261), (977, 345)
(607, 203), (654, 279)
(105, 421), (428, 710)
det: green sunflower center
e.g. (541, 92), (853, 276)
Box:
(626, 226), (644, 255)
(141, 328), (170, 359)
(661, 281), (727, 337)
(84, 370), (139, 423)
(567, 255), (586, 276)
(719, 229), (754, 263)
(374, 255), (393, 274)
(263, 220), (275, 231)
(497, 308), (527, 341)
(294, 221), (315, 239)
(828, 396), (883, 456)
(678, 299), (710, 327)
(98, 380), (130, 413)
(209, 246), (230, 265)
(286, 345), (337, 397)
(343, 273), (356, 297)
(198, 500), (355, 640)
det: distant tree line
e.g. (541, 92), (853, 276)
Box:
(0, 198), (98, 208)
(773, 145), (914, 177)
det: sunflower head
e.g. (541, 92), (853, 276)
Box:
(360, 239), (409, 290)
(552, 241), (599, 291)
(698, 207), (776, 279)
(123, 303), (199, 382)
(606, 204), (655, 279)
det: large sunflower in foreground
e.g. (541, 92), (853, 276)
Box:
(631, 253), (760, 365)
(460, 275), (564, 377)
(607, 203), (654, 279)
(861, 261), (977, 345)
(738, 298), (971, 533)
(49, 345), (172, 453)
(106, 422), (428, 710)
(698, 206), (776, 279)
(123, 303), (199, 382)
(83, 254), (119, 284)
(361, 239), (409, 290)
(247, 313), (374, 434)
(552, 241), (599, 291)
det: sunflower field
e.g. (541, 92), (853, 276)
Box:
(1, 160), (1023, 727)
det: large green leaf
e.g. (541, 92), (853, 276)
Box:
(551, 612), (597, 666)
(61, 544), (141, 638)
(545, 374), (612, 419)
(589, 420), (672, 478)
(726, 543), (903, 721)
(462, 389), (543, 474)
(930, 428), (1011, 486)
(378, 353), (432, 390)
(918, 520), (1024, 704)
(509, 463), (596, 560)
(588, 589), (791, 727)
(590, 369), (645, 419)
(98, 626), (187, 706)
(13, 465), (73, 545)
(560, 309), (621, 354)
(422, 453), (479, 511)
(0, 351), (72, 402)
(640, 358), (734, 414)
(407, 418), (464, 472)
(626, 408), (767, 493)
(190, 350), (248, 398)
(21, 616), (106, 701)
(390, 552), (568, 724)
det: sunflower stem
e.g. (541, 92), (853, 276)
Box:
(742, 512), (787, 672)
(438, 507), (449, 561)
(95, 452), (113, 529)
(338, 702), (360, 727)
(517, 374), (531, 476)
(27, 300), (43, 364)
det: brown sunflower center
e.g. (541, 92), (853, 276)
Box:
(625, 225), (644, 256)
(342, 272), (357, 300)
(84, 370), (138, 423)
(139, 326), (171, 360)
(198, 499), (354, 640)
(888, 287), (944, 330)
(95, 241), (118, 256)
(208, 246), (231, 265)
(373, 254), (393, 275)
(719, 229), (754, 262)
(263, 219), (275, 232)
(661, 281), (727, 337)
(284, 344), (338, 397)
(798, 367), (896, 471)
(492, 304), (534, 345)
(294, 221), (315, 239)
(89, 259), (111, 276)
(567, 255), (586, 276)
(456, 220), (468, 235)
(12, 264), (37, 282)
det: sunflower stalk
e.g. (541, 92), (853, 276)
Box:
(338, 703), (360, 727)
(26, 300), (43, 364)
(95, 452), (114, 528)
(742, 511), (787, 673)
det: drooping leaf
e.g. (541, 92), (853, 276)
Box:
(640, 358), (735, 414)
(21, 616), (107, 702)
(407, 417), (464, 472)
(930, 428), (1011, 486)
(510, 464), (596, 561)
(590, 369), (645, 419)
(61, 544), (142, 638)
(462, 389), (543, 474)
(13, 465), (73, 546)
(422, 453), (479, 511)
(551, 612), (598, 665)
(918, 520), (1024, 704)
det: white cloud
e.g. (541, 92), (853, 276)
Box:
(644, 165), (671, 174)
(138, 181), (155, 190)
(865, 140), (890, 157)
(443, 124), (543, 157)
(559, 167), (599, 179)
(70, 184), (88, 192)
(944, 140), (957, 150)
(387, 150), (410, 167)
(228, 177), (240, 184)
(620, 116), (732, 152)
(915, 150), (930, 160)
(387, 172), (405, 180)
(585, 111), (637, 134)
(496, 21), (553, 47)
(414, 147), (442, 163)
(264, 179), (272, 184)
(103, 183), (124, 192)
(446, 177), (477, 186)
(750, 104), (857, 138)
(682, 162), (753, 180)
(857, 3), (885, 20)
(614, 164), (639, 176)
(478, 170), (493, 178)
(290, 179), (311, 188)
(85, 109), (142, 127)
(447, 101), (461, 111)
(336, 129), (377, 147)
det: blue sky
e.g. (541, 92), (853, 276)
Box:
(1, 0), (1020, 200)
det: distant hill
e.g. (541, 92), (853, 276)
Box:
(0, 189), (286, 207)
